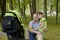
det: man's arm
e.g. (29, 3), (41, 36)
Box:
(28, 25), (37, 33)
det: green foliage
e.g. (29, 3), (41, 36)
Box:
(20, 0), (30, 11)
(52, 0), (60, 12)
(36, 0), (44, 11)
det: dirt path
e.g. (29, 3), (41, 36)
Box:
(0, 32), (29, 40)
(0, 32), (8, 40)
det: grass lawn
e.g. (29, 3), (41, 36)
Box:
(44, 16), (60, 40)
(0, 16), (60, 40)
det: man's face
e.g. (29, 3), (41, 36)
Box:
(33, 14), (39, 21)
(38, 14), (43, 19)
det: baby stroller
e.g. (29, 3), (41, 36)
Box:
(2, 12), (25, 40)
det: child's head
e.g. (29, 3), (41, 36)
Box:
(37, 12), (44, 19)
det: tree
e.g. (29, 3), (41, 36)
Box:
(44, 0), (47, 19)
(12, 0), (17, 9)
(29, 0), (36, 19)
(0, 0), (1, 22)
(0, 0), (6, 22)
(18, 0), (28, 24)
(18, 0), (28, 15)
(23, 0), (27, 24)
(29, 0), (33, 19)
(9, 0), (14, 10)
(1, 0), (6, 12)
(32, 0), (36, 14)
(56, 0), (58, 24)
(0, 1), (1, 9)
(18, 0), (22, 14)
(49, 0), (53, 16)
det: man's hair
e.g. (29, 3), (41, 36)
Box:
(33, 13), (38, 16)
(36, 12), (43, 15)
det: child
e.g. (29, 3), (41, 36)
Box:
(34, 12), (47, 34)
(38, 12), (47, 34)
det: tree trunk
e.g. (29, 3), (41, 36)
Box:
(36, 0), (40, 11)
(0, 1), (1, 8)
(0, 1), (1, 10)
(23, 0), (27, 24)
(1, 0), (6, 12)
(0, 0), (6, 22)
(18, 0), (27, 23)
(44, 0), (47, 19)
(18, 0), (21, 13)
(18, 0), (24, 16)
(32, 0), (36, 14)
(0, 0), (1, 22)
(56, 0), (58, 24)
(29, 0), (33, 19)
(23, 4), (27, 24)
(50, 0), (52, 16)
(9, 0), (14, 10)
(29, 0), (36, 20)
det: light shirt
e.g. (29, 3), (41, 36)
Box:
(29, 20), (40, 29)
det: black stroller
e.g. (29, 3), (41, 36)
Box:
(2, 12), (25, 40)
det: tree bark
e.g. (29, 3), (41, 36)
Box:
(18, 0), (24, 16)
(29, 0), (33, 19)
(23, 4), (27, 24)
(1, 0), (6, 12)
(9, 0), (14, 10)
(29, 0), (36, 20)
(0, 0), (6, 22)
(18, 0), (22, 14)
(18, 0), (27, 24)
(56, 0), (58, 24)
(32, 0), (36, 14)
(50, 0), (52, 16)
(44, 0), (47, 19)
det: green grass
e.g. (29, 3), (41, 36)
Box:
(44, 25), (60, 40)
(0, 16), (60, 40)
(44, 16), (60, 40)
(0, 23), (2, 31)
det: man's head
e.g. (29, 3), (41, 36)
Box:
(37, 12), (44, 19)
(33, 14), (39, 22)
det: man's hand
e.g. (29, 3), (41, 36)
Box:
(34, 27), (40, 31)
(34, 31), (40, 35)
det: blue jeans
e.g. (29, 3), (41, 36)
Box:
(29, 32), (36, 40)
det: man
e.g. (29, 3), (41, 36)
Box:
(28, 14), (43, 40)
